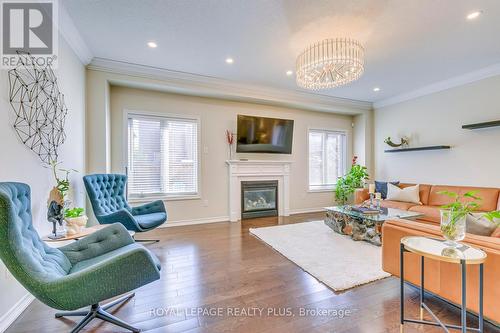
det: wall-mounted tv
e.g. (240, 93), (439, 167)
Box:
(236, 115), (294, 154)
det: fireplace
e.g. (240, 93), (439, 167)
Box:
(241, 180), (278, 219)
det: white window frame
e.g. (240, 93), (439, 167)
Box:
(124, 109), (202, 202)
(307, 128), (348, 192)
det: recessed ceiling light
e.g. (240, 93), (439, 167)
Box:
(373, 87), (380, 92)
(147, 41), (158, 48)
(225, 57), (234, 64)
(466, 11), (482, 20)
(286, 70), (293, 76)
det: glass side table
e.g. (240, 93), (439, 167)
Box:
(400, 236), (487, 333)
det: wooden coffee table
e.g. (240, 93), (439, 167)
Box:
(324, 205), (423, 246)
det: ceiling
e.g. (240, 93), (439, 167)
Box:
(64, 0), (500, 103)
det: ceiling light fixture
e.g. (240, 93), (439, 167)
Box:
(147, 41), (158, 48)
(466, 11), (482, 20)
(373, 87), (380, 92)
(296, 38), (364, 90)
(225, 57), (234, 64)
(286, 70), (293, 76)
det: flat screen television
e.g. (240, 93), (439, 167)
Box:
(236, 115), (294, 154)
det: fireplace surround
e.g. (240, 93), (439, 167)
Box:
(226, 160), (291, 222)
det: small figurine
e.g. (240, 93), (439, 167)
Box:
(384, 136), (409, 148)
(47, 200), (64, 239)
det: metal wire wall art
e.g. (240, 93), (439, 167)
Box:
(8, 51), (68, 164)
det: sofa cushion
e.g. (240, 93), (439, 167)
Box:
(387, 184), (421, 204)
(134, 212), (167, 229)
(428, 185), (500, 211)
(401, 184), (432, 205)
(408, 205), (441, 224)
(466, 213), (498, 236)
(375, 181), (400, 199)
(380, 200), (416, 210)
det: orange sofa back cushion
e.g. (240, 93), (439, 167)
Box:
(428, 185), (500, 211)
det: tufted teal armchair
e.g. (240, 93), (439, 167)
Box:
(83, 174), (167, 242)
(0, 182), (161, 333)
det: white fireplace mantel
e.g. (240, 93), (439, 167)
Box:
(226, 160), (291, 222)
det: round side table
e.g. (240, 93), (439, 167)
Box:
(400, 236), (487, 333)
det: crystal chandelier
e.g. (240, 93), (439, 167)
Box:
(296, 38), (364, 90)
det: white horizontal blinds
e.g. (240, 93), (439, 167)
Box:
(128, 116), (162, 196)
(163, 119), (198, 195)
(128, 114), (198, 198)
(309, 130), (346, 191)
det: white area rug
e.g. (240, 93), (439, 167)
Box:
(249, 221), (391, 291)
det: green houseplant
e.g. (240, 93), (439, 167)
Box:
(335, 156), (369, 206)
(64, 207), (87, 236)
(438, 190), (480, 247)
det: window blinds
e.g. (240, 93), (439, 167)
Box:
(308, 130), (346, 191)
(127, 114), (199, 198)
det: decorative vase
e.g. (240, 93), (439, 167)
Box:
(65, 215), (88, 236)
(440, 209), (466, 247)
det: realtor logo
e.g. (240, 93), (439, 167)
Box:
(1, 0), (58, 68)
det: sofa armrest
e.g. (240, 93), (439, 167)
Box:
(59, 224), (135, 265)
(383, 219), (500, 250)
(354, 188), (370, 204)
(132, 200), (166, 216)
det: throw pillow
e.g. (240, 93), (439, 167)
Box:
(466, 213), (499, 236)
(386, 183), (421, 204)
(375, 181), (400, 199)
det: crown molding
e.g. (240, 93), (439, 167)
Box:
(374, 63), (500, 109)
(87, 58), (372, 115)
(58, 2), (93, 65)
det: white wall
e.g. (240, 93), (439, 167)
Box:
(109, 86), (355, 222)
(0, 39), (86, 330)
(374, 75), (500, 187)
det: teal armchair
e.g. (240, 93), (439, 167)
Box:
(0, 182), (161, 333)
(83, 174), (167, 242)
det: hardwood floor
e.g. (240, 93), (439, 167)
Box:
(7, 213), (499, 333)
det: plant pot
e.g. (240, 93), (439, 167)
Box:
(65, 215), (88, 236)
(440, 209), (466, 247)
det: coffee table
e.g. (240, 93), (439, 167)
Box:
(324, 205), (424, 246)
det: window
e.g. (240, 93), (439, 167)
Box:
(308, 129), (347, 191)
(127, 113), (199, 199)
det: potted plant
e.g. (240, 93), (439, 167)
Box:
(64, 207), (88, 236)
(438, 190), (480, 247)
(335, 156), (369, 206)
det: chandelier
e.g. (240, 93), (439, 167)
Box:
(296, 38), (364, 90)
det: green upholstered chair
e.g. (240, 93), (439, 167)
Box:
(83, 174), (167, 242)
(0, 182), (161, 333)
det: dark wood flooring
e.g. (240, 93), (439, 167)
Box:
(6, 213), (500, 333)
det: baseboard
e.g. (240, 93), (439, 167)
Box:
(159, 215), (230, 228)
(159, 209), (325, 227)
(0, 293), (35, 333)
(289, 207), (325, 215)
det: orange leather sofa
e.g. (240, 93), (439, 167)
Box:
(355, 184), (500, 324)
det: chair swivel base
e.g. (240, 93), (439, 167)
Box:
(55, 293), (140, 333)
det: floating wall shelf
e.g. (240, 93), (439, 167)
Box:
(462, 120), (500, 130)
(384, 145), (451, 153)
